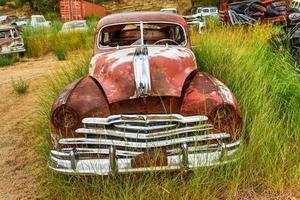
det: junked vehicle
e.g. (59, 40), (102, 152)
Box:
(291, 0), (300, 10)
(30, 15), (51, 28)
(0, 25), (25, 55)
(219, 0), (287, 25)
(184, 15), (206, 33)
(61, 20), (88, 32)
(49, 12), (242, 175)
(160, 8), (177, 14)
(272, 22), (300, 68)
(0, 15), (18, 25)
(194, 7), (219, 18)
(11, 17), (30, 28)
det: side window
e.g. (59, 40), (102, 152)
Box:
(203, 9), (209, 13)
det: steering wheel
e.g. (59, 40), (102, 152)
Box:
(154, 39), (179, 45)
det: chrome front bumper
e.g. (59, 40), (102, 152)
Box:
(49, 114), (240, 175)
(0, 46), (26, 55)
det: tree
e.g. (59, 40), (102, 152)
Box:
(20, 0), (59, 13)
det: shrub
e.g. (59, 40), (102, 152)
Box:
(22, 27), (51, 57)
(0, 0), (6, 6)
(54, 46), (67, 61)
(12, 78), (29, 94)
(0, 55), (13, 67)
(22, 26), (93, 58)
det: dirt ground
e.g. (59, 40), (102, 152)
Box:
(0, 55), (71, 200)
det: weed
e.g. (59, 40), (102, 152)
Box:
(0, 0), (6, 6)
(54, 46), (67, 61)
(0, 55), (13, 67)
(12, 78), (29, 94)
(22, 24), (93, 58)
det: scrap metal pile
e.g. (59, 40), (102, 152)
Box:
(219, 0), (288, 25)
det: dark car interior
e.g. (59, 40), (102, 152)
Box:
(99, 23), (186, 47)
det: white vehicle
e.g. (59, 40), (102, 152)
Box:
(160, 8), (177, 14)
(30, 15), (51, 28)
(12, 17), (30, 28)
(61, 20), (88, 32)
(194, 6), (219, 18)
(291, 0), (300, 10)
(184, 16), (206, 33)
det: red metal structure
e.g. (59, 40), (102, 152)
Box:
(49, 12), (242, 175)
(219, 0), (287, 25)
(59, 0), (107, 22)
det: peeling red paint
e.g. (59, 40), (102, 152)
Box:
(90, 47), (197, 103)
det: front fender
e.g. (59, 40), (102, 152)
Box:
(51, 76), (110, 132)
(180, 71), (242, 134)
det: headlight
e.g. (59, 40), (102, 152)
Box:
(211, 105), (241, 140)
(51, 106), (79, 129)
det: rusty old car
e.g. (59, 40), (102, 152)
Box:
(49, 12), (242, 175)
(0, 25), (25, 55)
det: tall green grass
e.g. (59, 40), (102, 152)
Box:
(21, 20), (96, 58)
(35, 25), (300, 199)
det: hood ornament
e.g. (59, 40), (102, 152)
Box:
(133, 46), (152, 98)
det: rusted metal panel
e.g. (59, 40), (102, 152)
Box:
(110, 97), (181, 114)
(51, 76), (110, 131)
(0, 38), (13, 46)
(90, 46), (197, 103)
(59, 0), (107, 22)
(181, 72), (242, 134)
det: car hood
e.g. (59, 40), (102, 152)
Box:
(90, 46), (197, 104)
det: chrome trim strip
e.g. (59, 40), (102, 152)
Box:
(82, 114), (208, 125)
(113, 123), (177, 131)
(75, 124), (213, 139)
(133, 46), (152, 97)
(57, 141), (241, 157)
(59, 133), (230, 148)
(54, 141), (240, 158)
(59, 148), (143, 157)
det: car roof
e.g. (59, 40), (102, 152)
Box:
(32, 15), (44, 17)
(202, 7), (218, 9)
(0, 25), (15, 31)
(96, 11), (187, 30)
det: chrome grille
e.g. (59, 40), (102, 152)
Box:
(58, 114), (229, 157)
(50, 114), (240, 175)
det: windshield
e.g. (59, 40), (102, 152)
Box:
(210, 8), (218, 13)
(35, 17), (46, 23)
(99, 22), (186, 47)
(202, 9), (209, 13)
